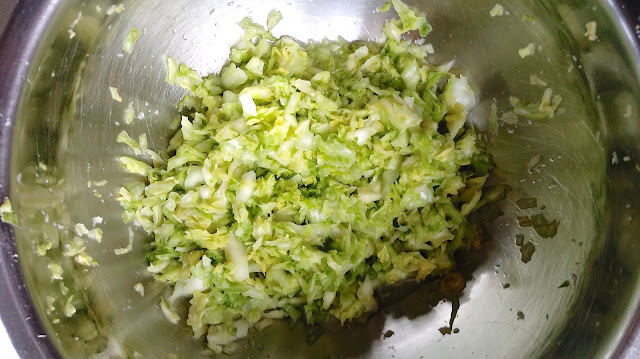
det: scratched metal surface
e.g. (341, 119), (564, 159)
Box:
(5, 0), (640, 358)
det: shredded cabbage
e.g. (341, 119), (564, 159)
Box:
(518, 43), (536, 58)
(585, 21), (598, 41)
(109, 86), (123, 102)
(0, 198), (16, 224)
(124, 102), (135, 124)
(490, 4), (504, 17)
(118, 0), (495, 353)
(122, 27), (141, 54)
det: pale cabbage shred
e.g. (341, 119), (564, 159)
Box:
(118, 0), (486, 353)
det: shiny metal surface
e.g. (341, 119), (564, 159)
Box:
(1, 0), (640, 358)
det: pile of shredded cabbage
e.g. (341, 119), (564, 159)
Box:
(118, 0), (493, 353)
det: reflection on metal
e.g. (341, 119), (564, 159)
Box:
(2, 0), (640, 358)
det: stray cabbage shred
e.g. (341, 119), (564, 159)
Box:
(118, 0), (495, 353)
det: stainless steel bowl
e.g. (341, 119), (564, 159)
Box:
(1, 0), (640, 358)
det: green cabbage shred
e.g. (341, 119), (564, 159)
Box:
(118, 0), (495, 353)
(122, 27), (141, 54)
(0, 198), (16, 225)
